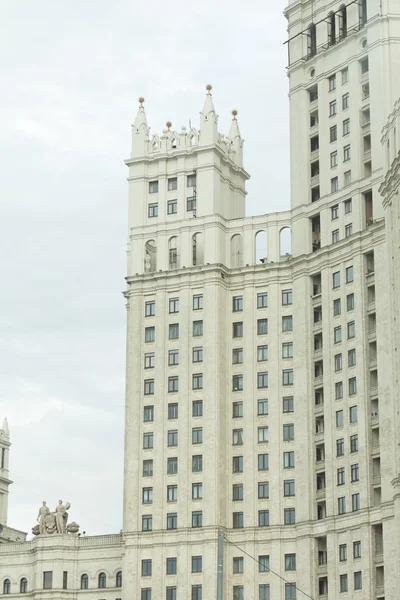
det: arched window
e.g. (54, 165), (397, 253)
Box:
(3, 580), (10, 595)
(328, 12), (336, 45)
(308, 23), (317, 56)
(116, 571), (122, 587)
(144, 239), (157, 273)
(98, 572), (106, 589)
(81, 574), (89, 590)
(230, 234), (243, 267)
(255, 230), (268, 264)
(20, 578), (28, 593)
(192, 233), (204, 266)
(168, 236), (179, 269)
(280, 227), (292, 256)
(339, 5), (347, 39)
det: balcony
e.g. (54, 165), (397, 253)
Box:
(366, 271), (375, 284)
(372, 445), (380, 457)
(316, 488), (326, 500)
(375, 553), (383, 564)
(369, 356), (377, 369)
(373, 474), (381, 486)
(362, 121), (371, 135)
(367, 301), (376, 313)
(315, 402), (324, 416)
(363, 149), (371, 161)
(311, 174), (320, 186)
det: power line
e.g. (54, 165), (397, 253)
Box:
(224, 537), (316, 600)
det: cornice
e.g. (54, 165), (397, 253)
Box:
(380, 153), (400, 204)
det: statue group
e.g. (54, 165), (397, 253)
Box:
(32, 500), (80, 536)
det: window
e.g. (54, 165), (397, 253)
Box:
(166, 587), (177, 600)
(350, 434), (358, 452)
(142, 559), (152, 576)
(343, 118), (350, 136)
(283, 369), (293, 386)
(334, 326), (342, 343)
(42, 573), (53, 590)
(258, 426), (269, 443)
(282, 289), (292, 305)
(167, 199), (177, 214)
(257, 399), (268, 415)
(342, 67), (349, 84)
(282, 316), (293, 332)
(331, 177), (339, 193)
(333, 298), (341, 316)
(258, 481), (269, 498)
(233, 296), (243, 311)
(192, 482), (203, 500)
(167, 513), (177, 529)
(192, 556), (202, 573)
(342, 93), (349, 110)
(193, 373), (203, 389)
(192, 455), (203, 472)
(168, 177), (177, 191)
(337, 438), (344, 456)
(149, 181), (158, 194)
(354, 571), (362, 590)
(168, 349), (179, 366)
(347, 293), (354, 311)
(328, 74), (336, 91)
(333, 271), (340, 288)
(168, 430), (178, 447)
(167, 457), (178, 474)
(259, 584), (270, 600)
(285, 583), (296, 599)
(3, 580), (11, 594)
(343, 144), (351, 161)
(285, 554), (296, 570)
(283, 396), (294, 412)
(233, 401), (243, 418)
(168, 376), (179, 393)
(331, 204), (339, 219)
(345, 223), (353, 237)
(353, 540), (361, 558)
(169, 324), (179, 340)
(144, 406), (154, 422)
(284, 508), (296, 524)
(143, 459), (153, 476)
(233, 322), (243, 337)
(143, 432), (153, 449)
(352, 493), (360, 511)
(192, 586), (202, 600)
(233, 375), (243, 391)
(351, 463), (359, 482)
(349, 405), (358, 423)
(141, 588), (152, 600)
(233, 483), (244, 501)
(233, 456), (244, 473)
(98, 572), (106, 588)
(332, 228), (340, 243)
(145, 300), (155, 317)
(283, 423), (295, 441)
(192, 427), (203, 444)
(258, 345), (268, 361)
(145, 326), (155, 342)
(329, 100), (337, 116)
(233, 512), (244, 529)
(345, 266), (354, 283)
(167, 557), (177, 575)
(145, 352), (155, 369)
(192, 400), (203, 417)
(193, 294), (203, 310)
(257, 319), (268, 335)
(337, 466), (345, 485)
(233, 557), (244, 574)
(336, 410), (344, 427)
(284, 479), (295, 496)
(168, 402), (178, 419)
(330, 125), (338, 143)
(258, 510), (270, 526)
(258, 453), (269, 471)
(309, 85), (318, 102)
(169, 297), (179, 313)
(284, 451), (295, 468)
(340, 574), (348, 592)
(187, 174), (196, 187)
(330, 150), (338, 168)
(20, 578), (28, 594)
(335, 354), (342, 372)
(282, 342), (293, 358)
(338, 496), (346, 514)
(347, 321), (355, 339)
(259, 555), (270, 572)
(257, 292), (268, 308)
(144, 379), (154, 395)
(344, 170), (352, 186)
(193, 346), (203, 363)
(339, 544), (347, 562)
(258, 372), (268, 389)
(193, 320), (203, 336)
(167, 485), (177, 502)
(233, 348), (243, 364)
(233, 429), (243, 445)
(233, 586), (244, 600)
(186, 196), (196, 211)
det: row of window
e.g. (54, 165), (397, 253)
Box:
(334, 348), (356, 369)
(149, 175), (196, 194)
(145, 294), (203, 317)
(143, 427), (203, 449)
(329, 118), (350, 141)
(333, 322), (356, 342)
(0, 571), (122, 593)
(145, 321), (203, 342)
(148, 197), (196, 217)
(331, 198), (352, 218)
(142, 511), (203, 530)
(329, 92), (350, 117)
(330, 144), (351, 167)
(332, 221), (353, 242)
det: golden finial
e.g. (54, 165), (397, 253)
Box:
(139, 97), (145, 107)
(166, 121), (172, 131)
(232, 109), (238, 120)
(206, 84), (212, 95)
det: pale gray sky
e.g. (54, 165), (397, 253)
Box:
(0, 0), (289, 536)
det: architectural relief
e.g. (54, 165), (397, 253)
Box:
(32, 500), (79, 535)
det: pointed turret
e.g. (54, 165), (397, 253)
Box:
(131, 97), (149, 157)
(228, 110), (243, 167)
(2, 418), (9, 438)
(199, 85), (218, 145)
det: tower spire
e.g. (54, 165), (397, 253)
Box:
(131, 96), (150, 157)
(228, 109), (243, 166)
(199, 84), (218, 144)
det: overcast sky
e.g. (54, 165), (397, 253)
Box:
(0, 0), (289, 537)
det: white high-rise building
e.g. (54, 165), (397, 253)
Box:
(1, 2), (400, 599)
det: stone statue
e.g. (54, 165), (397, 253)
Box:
(55, 500), (70, 533)
(37, 501), (50, 535)
(144, 253), (151, 272)
(67, 521), (80, 534)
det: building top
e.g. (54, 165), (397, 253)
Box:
(1, 418), (9, 440)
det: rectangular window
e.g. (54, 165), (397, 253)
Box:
(166, 587), (177, 600)
(145, 352), (155, 369)
(347, 293), (354, 311)
(257, 399), (268, 415)
(233, 483), (243, 501)
(337, 438), (344, 457)
(338, 496), (346, 514)
(284, 508), (296, 524)
(331, 177), (339, 193)
(168, 430), (178, 447)
(144, 379), (154, 395)
(142, 515), (152, 531)
(283, 396), (294, 412)
(192, 555), (202, 573)
(258, 481), (269, 498)
(232, 296), (243, 311)
(193, 294), (203, 310)
(233, 557), (244, 574)
(285, 554), (296, 571)
(340, 574), (348, 592)
(168, 349), (179, 366)
(43, 572), (53, 590)
(233, 456), (243, 473)
(283, 369), (293, 386)
(343, 144), (351, 161)
(258, 372), (268, 389)
(167, 199), (177, 214)
(347, 321), (355, 339)
(145, 327), (155, 343)
(331, 150), (338, 168)
(282, 316), (293, 332)
(257, 292), (268, 308)
(259, 584), (270, 600)
(233, 348), (243, 364)
(285, 582), (296, 599)
(233, 375), (243, 391)
(342, 67), (349, 84)
(193, 346), (203, 363)
(336, 410), (344, 427)
(187, 174), (196, 187)
(193, 320), (203, 336)
(346, 265), (354, 283)
(259, 555), (270, 573)
(344, 198), (352, 213)
(258, 426), (269, 443)
(192, 585), (202, 600)
(350, 434), (358, 452)
(233, 586), (244, 600)
(167, 177), (178, 191)
(258, 345), (268, 361)
(329, 99), (337, 116)
(192, 482), (203, 500)
(331, 204), (339, 219)
(168, 376), (179, 393)
(284, 451), (295, 468)
(343, 118), (350, 136)
(169, 324), (179, 340)
(328, 74), (336, 91)
(330, 125), (338, 142)
(192, 427), (203, 444)
(232, 401), (243, 418)
(169, 297), (179, 313)
(144, 406), (154, 422)
(233, 429), (243, 446)
(258, 453), (269, 471)
(257, 319), (268, 335)
(283, 423), (294, 441)
(142, 559), (152, 576)
(233, 512), (244, 529)
(333, 271), (340, 288)
(282, 342), (293, 358)
(354, 571), (362, 590)
(353, 540), (361, 558)
(258, 510), (270, 527)
(143, 432), (153, 449)
(339, 544), (347, 562)
(187, 196), (196, 212)
(167, 513), (177, 530)
(351, 463), (359, 482)
(233, 322), (243, 338)
(192, 400), (203, 417)
(335, 353), (342, 372)
(192, 455), (202, 472)
(352, 493), (360, 511)
(333, 298), (341, 316)
(337, 466), (345, 485)
(166, 558), (177, 575)
(149, 181), (158, 194)
(332, 228), (340, 243)
(284, 479), (295, 496)
(349, 405), (358, 423)
(168, 403), (178, 419)
(342, 93), (349, 110)
(192, 373), (203, 389)
(345, 223), (353, 237)
(282, 289), (292, 305)
(142, 588), (152, 600)
(344, 170), (352, 186)
(145, 300), (155, 317)
(167, 485), (177, 502)
(309, 86), (318, 102)
(334, 326), (342, 343)
(143, 459), (153, 476)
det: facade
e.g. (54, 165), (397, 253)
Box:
(1, 1), (400, 599)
